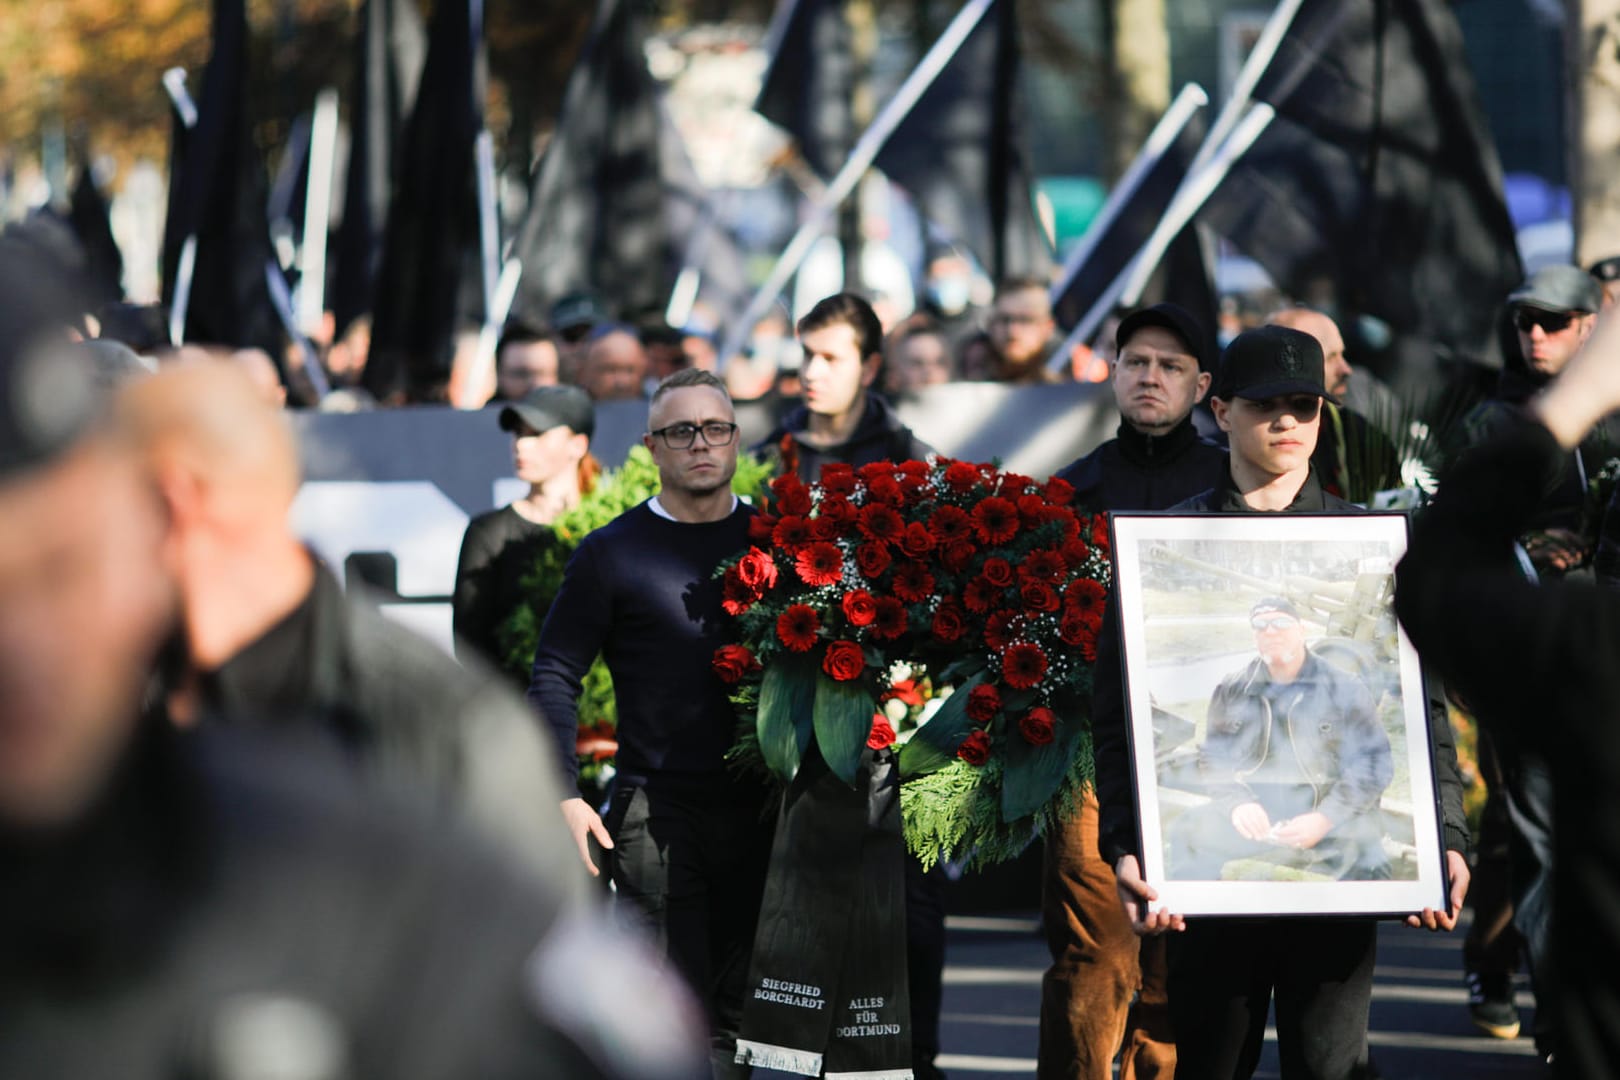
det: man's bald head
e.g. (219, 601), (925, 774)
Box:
(114, 362), (302, 522)
(1269, 307), (1350, 401)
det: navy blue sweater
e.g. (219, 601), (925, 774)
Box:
(528, 501), (754, 787)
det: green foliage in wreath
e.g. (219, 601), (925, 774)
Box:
(495, 445), (774, 791)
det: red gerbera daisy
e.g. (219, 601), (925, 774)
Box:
(773, 515), (812, 552)
(858, 503), (906, 544)
(892, 562), (935, 603)
(1001, 642), (1049, 689)
(984, 610), (1023, 652)
(929, 505), (973, 544)
(776, 604), (821, 651)
(722, 572), (756, 616)
(871, 597), (908, 641)
(972, 496), (1020, 545)
(964, 575), (1004, 614)
(795, 542), (844, 587)
(1019, 548), (1066, 582)
(1065, 578), (1107, 619)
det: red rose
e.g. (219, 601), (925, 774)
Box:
(972, 496), (1020, 544)
(772, 475), (813, 517)
(964, 576), (1003, 614)
(1059, 608), (1092, 648)
(966, 683), (1001, 723)
(897, 459), (930, 479)
(929, 505), (973, 545)
(1019, 707), (1056, 746)
(892, 562), (935, 603)
(855, 541), (892, 579)
(1045, 476), (1075, 506)
(773, 515), (812, 552)
(944, 461), (980, 493)
(722, 570), (756, 616)
(867, 474), (906, 507)
(899, 521), (936, 558)
(940, 540), (976, 573)
(1003, 472), (1035, 491)
(1019, 548), (1066, 583)
(981, 557), (1015, 587)
(1002, 643), (1049, 689)
(821, 464), (858, 497)
(842, 590), (877, 627)
(748, 513), (778, 543)
(872, 597), (908, 641)
(1060, 537), (1091, 568)
(957, 729), (992, 766)
(1017, 493), (1048, 525)
(1090, 513), (1111, 548)
(1021, 580), (1060, 614)
(711, 644), (760, 684)
(822, 639), (866, 682)
(867, 716), (897, 750)
(776, 604), (821, 651)
(931, 600), (967, 643)
(983, 610), (1022, 652)
(736, 547), (779, 593)
(1065, 578), (1107, 619)
(809, 515), (840, 542)
(795, 542), (844, 587)
(817, 496), (856, 529)
(857, 460), (895, 485)
(858, 504), (906, 544)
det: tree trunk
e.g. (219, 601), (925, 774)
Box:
(1569, 0), (1620, 265)
(1098, 0), (1170, 185)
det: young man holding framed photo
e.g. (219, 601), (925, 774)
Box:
(1091, 325), (1473, 1080)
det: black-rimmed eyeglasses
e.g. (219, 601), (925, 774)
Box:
(648, 421), (739, 449)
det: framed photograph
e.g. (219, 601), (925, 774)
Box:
(1109, 512), (1449, 917)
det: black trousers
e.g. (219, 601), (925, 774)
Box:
(1168, 918), (1377, 1080)
(607, 777), (773, 1079)
(906, 858), (948, 1078)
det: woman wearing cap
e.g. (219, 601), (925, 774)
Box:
(453, 385), (599, 682)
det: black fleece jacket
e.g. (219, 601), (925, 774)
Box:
(1053, 415), (1227, 514)
(1397, 416), (1620, 1079)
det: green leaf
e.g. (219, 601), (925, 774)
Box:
(934, 655), (989, 686)
(757, 659), (816, 781)
(813, 674), (875, 786)
(899, 670), (987, 778)
(1001, 690), (1086, 820)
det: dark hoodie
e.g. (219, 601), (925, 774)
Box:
(757, 392), (934, 483)
(1053, 415), (1226, 514)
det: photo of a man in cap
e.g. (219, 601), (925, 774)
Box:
(1167, 596), (1394, 883)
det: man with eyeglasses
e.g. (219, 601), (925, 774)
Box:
(988, 276), (1064, 384)
(1166, 596), (1393, 883)
(1093, 326), (1471, 1080)
(529, 367), (771, 1078)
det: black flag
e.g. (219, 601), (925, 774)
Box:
(158, 0), (283, 357)
(67, 163), (124, 307)
(364, 0), (483, 402)
(873, 0), (1051, 283)
(509, 0), (672, 328)
(754, 0), (853, 180)
(1200, 0), (1523, 389)
(1051, 102), (1210, 336)
(330, 0), (426, 338)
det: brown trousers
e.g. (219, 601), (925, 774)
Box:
(1039, 789), (1176, 1080)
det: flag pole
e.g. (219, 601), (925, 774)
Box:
(1190, 0), (1305, 178)
(296, 88), (340, 336)
(1046, 83), (1208, 325)
(162, 67), (199, 347)
(1050, 103), (1277, 367)
(719, 0), (997, 366)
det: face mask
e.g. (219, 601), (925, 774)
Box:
(929, 276), (971, 317)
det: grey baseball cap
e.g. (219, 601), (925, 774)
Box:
(498, 384), (596, 440)
(1507, 265), (1602, 315)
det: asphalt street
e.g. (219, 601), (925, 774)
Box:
(934, 912), (1545, 1079)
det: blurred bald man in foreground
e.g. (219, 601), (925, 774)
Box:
(115, 364), (583, 891)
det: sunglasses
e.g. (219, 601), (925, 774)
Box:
(1250, 615), (1299, 632)
(1514, 309), (1576, 335)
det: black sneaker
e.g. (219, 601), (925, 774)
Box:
(1465, 970), (1521, 1039)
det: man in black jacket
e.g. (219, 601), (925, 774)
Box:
(0, 290), (703, 1080)
(759, 293), (932, 477)
(115, 363), (580, 894)
(1094, 326), (1471, 1080)
(1396, 310), (1620, 1079)
(1039, 303), (1225, 1080)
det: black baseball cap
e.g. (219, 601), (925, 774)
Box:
(1115, 302), (1213, 372)
(549, 293), (605, 333)
(1214, 325), (1326, 400)
(1507, 265), (1602, 315)
(1250, 596), (1300, 620)
(498, 384), (596, 440)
